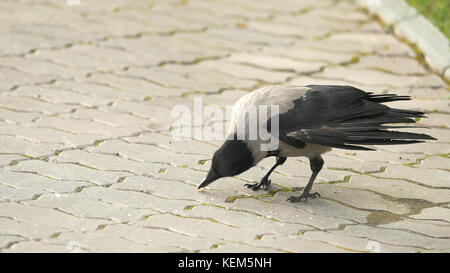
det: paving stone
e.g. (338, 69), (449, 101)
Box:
(377, 165), (449, 188)
(46, 231), (180, 253)
(99, 37), (200, 67)
(245, 21), (312, 38)
(174, 31), (261, 54)
(0, 170), (91, 201)
(0, 216), (50, 242)
(169, 65), (259, 91)
(81, 186), (195, 215)
(31, 116), (142, 137)
(227, 197), (365, 230)
(0, 108), (42, 124)
(0, 94), (72, 115)
(183, 205), (313, 236)
(416, 113), (450, 128)
(262, 46), (355, 65)
(206, 27), (295, 47)
(27, 47), (112, 71)
(0, 123), (105, 147)
(227, 53), (326, 73)
(317, 66), (444, 88)
(326, 32), (415, 56)
(418, 156), (450, 170)
(67, 108), (151, 128)
(104, 100), (173, 130)
(328, 148), (425, 166)
(0, 135), (66, 158)
(358, 21), (385, 32)
(10, 160), (129, 186)
(271, 11), (366, 39)
(14, 85), (111, 107)
(388, 87), (449, 100)
(2, 240), (73, 253)
(233, 0), (329, 13)
(0, 184), (46, 203)
(380, 218), (450, 238)
(305, 183), (412, 215)
(410, 207), (450, 222)
(342, 175), (450, 204)
(377, 141), (450, 155)
(252, 234), (347, 253)
(184, 89), (249, 107)
(200, 242), (286, 253)
(87, 73), (186, 100)
(301, 230), (424, 253)
(294, 40), (375, 55)
(40, 80), (115, 101)
(0, 234), (26, 250)
(3, 56), (91, 79)
(343, 224), (450, 251)
(200, 61), (294, 83)
(322, 153), (388, 174)
(0, 155), (26, 167)
(123, 65), (257, 93)
(55, 150), (163, 175)
(0, 202), (110, 240)
(23, 192), (152, 223)
(387, 99), (450, 113)
(353, 55), (428, 75)
(131, 213), (251, 243)
(112, 175), (213, 204)
(88, 224), (226, 252)
(86, 139), (202, 166)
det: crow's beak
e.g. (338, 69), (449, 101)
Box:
(198, 168), (221, 189)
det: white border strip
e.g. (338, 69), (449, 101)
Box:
(358, 0), (450, 81)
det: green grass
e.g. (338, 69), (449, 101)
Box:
(406, 0), (449, 39)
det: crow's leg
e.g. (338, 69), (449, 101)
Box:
(288, 155), (324, 203)
(245, 157), (286, 191)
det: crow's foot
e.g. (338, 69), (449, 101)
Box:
(244, 177), (271, 191)
(287, 192), (320, 203)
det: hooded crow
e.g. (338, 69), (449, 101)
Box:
(198, 85), (436, 202)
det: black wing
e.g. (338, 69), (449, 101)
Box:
(272, 85), (435, 150)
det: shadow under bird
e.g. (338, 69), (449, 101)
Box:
(198, 85), (436, 202)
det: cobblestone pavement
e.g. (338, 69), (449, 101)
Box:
(0, 0), (449, 253)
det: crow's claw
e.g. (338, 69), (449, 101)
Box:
(287, 192), (321, 203)
(244, 177), (271, 191)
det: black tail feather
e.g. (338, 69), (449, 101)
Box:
(365, 93), (411, 103)
(289, 127), (433, 151)
(345, 130), (436, 141)
(283, 88), (436, 151)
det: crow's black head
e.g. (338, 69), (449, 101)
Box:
(198, 139), (254, 189)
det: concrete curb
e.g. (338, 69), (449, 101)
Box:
(358, 0), (450, 81)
